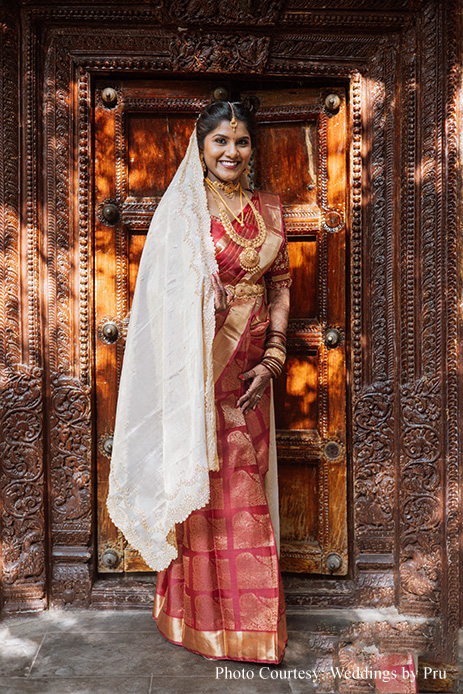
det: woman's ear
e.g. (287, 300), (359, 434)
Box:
(199, 149), (207, 175)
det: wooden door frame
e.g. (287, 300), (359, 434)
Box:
(0, 0), (461, 662)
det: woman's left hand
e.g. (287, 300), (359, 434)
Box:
(236, 363), (272, 414)
(212, 273), (234, 313)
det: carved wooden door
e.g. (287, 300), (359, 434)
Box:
(94, 81), (347, 575)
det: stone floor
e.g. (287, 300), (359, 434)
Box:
(0, 608), (461, 694)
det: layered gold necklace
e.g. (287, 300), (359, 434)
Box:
(206, 178), (267, 272)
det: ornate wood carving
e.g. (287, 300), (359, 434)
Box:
(442, 0), (461, 661)
(281, 12), (411, 28)
(0, 0), (460, 662)
(289, 0), (421, 7)
(353, 384), (394, 547)
(395, 1), (449, 635)
(29, 0), (285, 26)
(0, 366), (46, 611)
(0, 4), (46, 614)
(0, 4), (21, 370)
(51, 564), (91, 608)
(160, 0), (285, 24)
(399, 377), (442, 614)
(169, 33), (271, 73)
(400, 24), (418, 384)
(271, 33), (386, 62)
(49, 376), (92, 606)
(78, 68), (92, 384)
(368, 49), (396, 383)
(350, 72), (363, 395)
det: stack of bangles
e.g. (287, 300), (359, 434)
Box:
(261, 329), (287, 378)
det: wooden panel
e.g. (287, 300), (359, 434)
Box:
(274, 350), (319, 431)
(127, 115), (193, 197)
(286, 238), (318, 319)
(279, 461), (319, 541)
(254, 122), (318, 205)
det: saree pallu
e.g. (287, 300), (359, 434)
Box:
(153, 192), (290, 663)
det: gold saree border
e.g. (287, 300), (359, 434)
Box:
(153, 592), (287, 663)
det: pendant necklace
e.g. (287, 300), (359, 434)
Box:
(206, 178), (267, 272)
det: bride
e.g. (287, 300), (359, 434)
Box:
(107, 100), (291, 663)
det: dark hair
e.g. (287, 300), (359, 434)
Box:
(196, 100), (256, 149)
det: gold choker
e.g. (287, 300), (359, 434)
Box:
(208, 178), (241, 199)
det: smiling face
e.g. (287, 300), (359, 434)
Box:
(201, 120), (252, 184)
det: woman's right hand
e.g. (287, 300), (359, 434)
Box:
(212, 273), (234, 313)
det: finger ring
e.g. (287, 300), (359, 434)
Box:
(255, 394), (262, 400)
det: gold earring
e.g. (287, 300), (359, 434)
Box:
(199, 151), (207, 174)
(244, 166), (250, 175)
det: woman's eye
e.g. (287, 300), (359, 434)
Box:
(215, 138), (226, 144)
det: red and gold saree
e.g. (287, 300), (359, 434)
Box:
(154, 191), (291, 663)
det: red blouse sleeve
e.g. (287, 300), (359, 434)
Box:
(264, 214), (292, 290)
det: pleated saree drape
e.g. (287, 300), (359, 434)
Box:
(154, 192), (291, 663)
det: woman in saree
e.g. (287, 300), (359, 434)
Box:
(107, 100), (291, 664)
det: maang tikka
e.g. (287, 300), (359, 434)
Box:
(228, 102), (237, 132)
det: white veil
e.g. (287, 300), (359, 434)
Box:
(106, 130), (219, 572)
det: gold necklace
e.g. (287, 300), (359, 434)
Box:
(206, 178), (245, 226)
(208, 185), (267, 272)
(207, 177), (241, 199)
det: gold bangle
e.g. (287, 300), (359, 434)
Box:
(262, 363), (280, 378)
(267, 330), (287, 342)
(265, 342), (287, 354)
(264, 347), (286, 364)
(262, 357), (283, 377)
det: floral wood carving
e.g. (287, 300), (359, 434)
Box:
(170, 33), (271, 73)
(49, 377), (92, 535)
(161, 0), (284, 24)
(399, 377), (441, 614)
(353, 384), (394, 541)
(0, 367), (45, 602)
(51, 564), (91, 608)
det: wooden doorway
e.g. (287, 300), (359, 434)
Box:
(93, 79), (348, 575)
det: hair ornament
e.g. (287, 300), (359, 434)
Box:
(228, 102), (237, 132)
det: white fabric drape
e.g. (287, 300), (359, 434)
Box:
(106, 130), (219, 572)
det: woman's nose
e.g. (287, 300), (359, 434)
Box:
(225, 142), (238, 158)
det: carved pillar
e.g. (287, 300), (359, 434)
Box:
(0, 2), (46, 614)
(42, 37), (93, 607)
